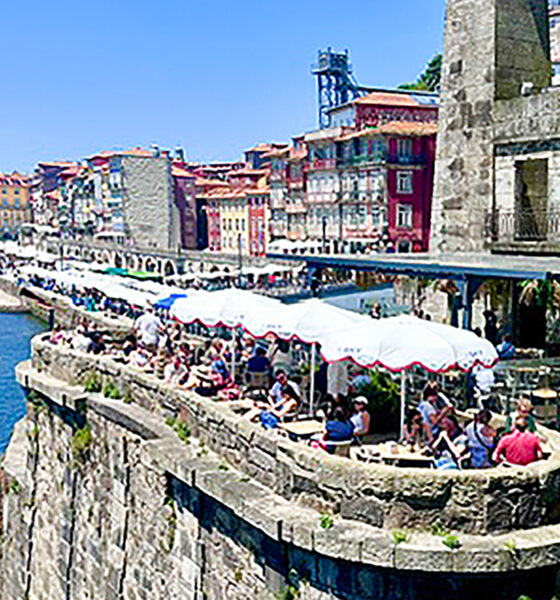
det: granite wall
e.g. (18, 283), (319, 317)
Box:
(3, 360), (560, 600)
(27, 336), (560, 537)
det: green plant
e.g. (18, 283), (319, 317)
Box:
(319, 513), (334, 530)
(9, 479), (20, 495)
(83, 372), (101, 393)
(217, 461), (230, 472)
(123, 390), (133, 404)
(442, 534), (461, 550)
(165, 416), (177, 428)
(72, 424), (92, 462)
(275, 586), (300, 600)
(392, 530), (408, 545)
(233, 567), (243, 583)
(103, 380), (122, 400)
(505, 540), (518, 557)
(175, 421), (191, 443)
(355, 369), (400, 433)
(429, 521), (449, 537)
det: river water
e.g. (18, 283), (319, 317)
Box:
(0, 312), (46, 454)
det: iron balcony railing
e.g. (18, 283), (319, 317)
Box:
(486, 208), (560, 243)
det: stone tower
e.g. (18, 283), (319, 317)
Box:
(431, 0), (551, 252)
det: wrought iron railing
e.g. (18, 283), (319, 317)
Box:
(486, 208), (560, 242)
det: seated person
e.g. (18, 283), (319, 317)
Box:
(268, 384), (299, 420)
(505, 399), (537, 434)
(403, 408), (427, 450)
(71, 325), (91, 353)
(163, 356), (189, 385)
(417, 392), (450, 442)
(493, 417), (542, 466)
(131, 348), (151, 370)
(496, 334), (516, 360)
(432, 416), (469, 469)
(423, 380), (452, 410)
(247, 347), (271, 374)
(349, 397), (371, 438)
(49, 328), (67, 345)
(465, 409), (496, 468)
(269, 370), (300, 405)
(315, 407), (354, 454)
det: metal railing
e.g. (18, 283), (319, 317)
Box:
(486, 208), (560, 242)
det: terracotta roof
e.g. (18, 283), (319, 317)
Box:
(354, 91), (439, 108)
(198, 184), (270, 201)
(171, 165), (195, 178)
(88, 147), (154, 160)
(376, 121), (438, 136)
(37, 161), (77, 168)
(261, 147), (290, 159)
(228, 168), (269, 177)
(246, 143), (288, 153)
(338, 122), (437, 141)
(0, 172), (31, 187)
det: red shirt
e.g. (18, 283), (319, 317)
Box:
(495, 430), (542, 466)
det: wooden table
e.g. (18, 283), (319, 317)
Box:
(378, 443), (435, 468)
(278, 419), (324, 439)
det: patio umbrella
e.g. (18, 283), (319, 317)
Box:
(170, 288), (280, 329)
(319, 315), (499, 436)
(318, 315), (498, 372)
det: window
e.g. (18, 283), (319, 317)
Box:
(397, 204), (413, 229)
(397, 138), (413, 157)
(397, 171), (413, 194)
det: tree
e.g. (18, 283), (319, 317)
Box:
(399, 54), (442, 92)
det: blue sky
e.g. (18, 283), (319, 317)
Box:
(0, 0), (445, 172)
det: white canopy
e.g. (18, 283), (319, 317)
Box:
(319, 315), (498, 372)
(170, 289), (281, 329)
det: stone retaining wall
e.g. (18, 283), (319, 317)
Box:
(29, 334), (560, 536)
(4, 363), (560, 600)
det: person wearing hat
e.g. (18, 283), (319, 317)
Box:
(350, 396), (371, 438)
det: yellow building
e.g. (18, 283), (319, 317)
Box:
(217, 190), (251, 255)
(0, 172), (31, 232)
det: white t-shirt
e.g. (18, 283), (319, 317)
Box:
(270, 380), (300, 404)
(135, 313), (162, 346)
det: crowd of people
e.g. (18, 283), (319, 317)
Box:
(405, 386), (544, 469)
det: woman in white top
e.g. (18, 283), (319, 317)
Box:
(465, 409), (496, 468)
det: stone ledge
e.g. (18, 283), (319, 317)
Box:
(17, 363), (560, 574)
(26, 338), (560, 538)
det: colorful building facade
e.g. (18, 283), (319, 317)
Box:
(0, 173), (32, 233)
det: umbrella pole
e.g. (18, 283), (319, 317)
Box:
(231, 333), (236, 381)
(400, 371), (407, 442)
(309, 343), (316, 416)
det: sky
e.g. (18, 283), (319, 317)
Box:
(0, 0), (446, 173)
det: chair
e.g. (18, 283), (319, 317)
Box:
(245, 371), (269, 391)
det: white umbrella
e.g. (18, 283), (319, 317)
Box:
(319, 315), (498, 372)
(170, 289), (279, 329)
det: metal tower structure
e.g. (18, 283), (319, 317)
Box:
(312, 48), (364, 128)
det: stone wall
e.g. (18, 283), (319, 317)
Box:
(121, 155), (179, 252)
(4, 362), (560, 600)
(431, 0), (551, 253)
(28, 335), (560, 538)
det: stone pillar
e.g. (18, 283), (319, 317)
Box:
(431, 0), (550, 253)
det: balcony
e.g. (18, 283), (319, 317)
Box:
(306, 158), (337, 171)
(486, 208), (560, 252)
